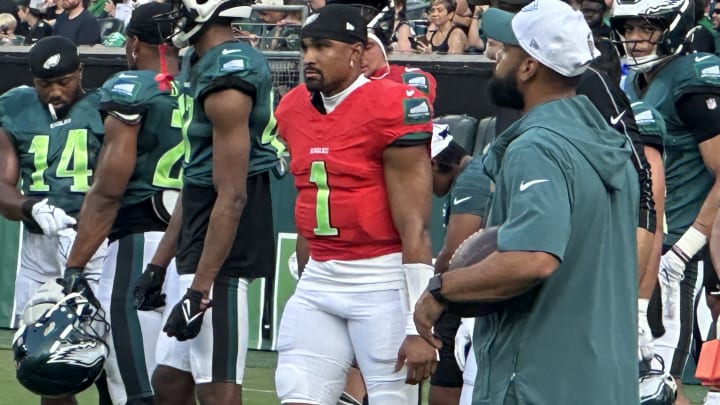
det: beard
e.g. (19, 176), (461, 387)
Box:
(487, 68), (524, 110)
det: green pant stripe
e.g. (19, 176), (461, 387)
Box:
(212, 277), (239, 382)
(111, 234), (152, 397)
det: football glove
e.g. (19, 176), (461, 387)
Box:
(58, 267), (101, 309)
(22, 198), (76, 236)
(659, 248), (686, 320)
(454, 317), (475, 371)
(638, 299), (654, 362)
(133, 264), (167, 311)
(163, 288), (211, 341)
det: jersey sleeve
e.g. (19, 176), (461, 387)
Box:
(196, 45), (269, 104)
(631, 101), (666, 149)
(99, 72), (153, 125)
(450, 160), (492, 218)
(496, 136), (571, 261)
(401, 69), (438, 104)
(381, 86), (433, 147)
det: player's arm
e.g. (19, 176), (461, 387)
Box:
(434, 213), (484, 274)
(640, 144), (664, 297)
(66, 114), (138, 268)
(189, 88), (252, 299)
(0, 128), (24, 220)
(674, 93), (720, 270)
(296, 233), (309, 278)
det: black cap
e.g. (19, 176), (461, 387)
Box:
(301, 4), (368, 45)
(125, 2), (173, 45)
(28, 36), (80, 79)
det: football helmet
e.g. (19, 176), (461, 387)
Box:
(639, 356), (678, 405)
(159, 0), (254, 48)
(12, 293), (109, 398)
(610, 0), (694, 72)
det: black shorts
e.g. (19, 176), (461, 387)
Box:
(176, 172), (275, 279)
(430, 311), (463, 388)
(703, 249), (720, 294)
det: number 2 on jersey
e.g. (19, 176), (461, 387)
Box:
(28, 129), (92, 192)
(310, 161), (338, 236)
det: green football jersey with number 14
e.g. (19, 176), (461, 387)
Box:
(178, 41), (281, 187)
(0, 86), (104, 215)
(625, 53), (720, 245)
(100, 70), (184, 207)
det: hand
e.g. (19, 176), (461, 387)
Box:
(659, 248), (686, 319)
(27, 198), (76, 236)
(416, 41), (432, 54)
(133, 264), (167, 310)
(413, 290), (444, 349)
(163, 288), (211, 341)
(58, 267), (101, 309)
(395, 335), (438, 384)
(454, 317), (475, 371)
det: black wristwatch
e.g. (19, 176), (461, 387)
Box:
(428, 273), (449, 305)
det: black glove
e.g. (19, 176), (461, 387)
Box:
(163, 288), (211, 341)
(58, 267), (101, 309)
(133, 264), (167, 310)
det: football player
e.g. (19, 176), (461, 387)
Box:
(62, 3), (183, 404)
(362, 30), (438, 104)
(146, 0), (281, 403)
(274, 5), (436, 404)
(428, 127), (491, 405)
(0, 35), (107, 405)
(612, 1), (720, 403)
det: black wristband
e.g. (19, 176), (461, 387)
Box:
(146, 263), (166, 274)
(65, 266), (84, 276)
(20, 197), (42, 221)
(185, 288), (204, 302)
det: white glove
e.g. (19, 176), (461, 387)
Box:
(454, 317), (475, 371)
(638, 298), (654, 361)
(21, 280), (66, 326)
(30, 198), (76, 236)
(658, 249), (685, 320)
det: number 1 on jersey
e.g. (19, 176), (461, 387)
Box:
(309, 161), (338, 236)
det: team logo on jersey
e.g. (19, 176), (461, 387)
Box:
(111, 82), (137, 98)
(42, 54), (60, 70)
(404, 73), (429, 94)
(707, 97), (717, 110)
(403, 98), (431, 125)
(220, 55), (248, 72)
(697, 63), (720, 85)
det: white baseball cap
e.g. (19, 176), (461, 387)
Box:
(431, 124), (454, 158)
(482, 0), (600, 77)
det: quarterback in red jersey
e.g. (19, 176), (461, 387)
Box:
(274, 5), (437, 405)
(363, 31), (438, 104)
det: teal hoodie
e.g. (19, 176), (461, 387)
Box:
(474, 96), (639, 405)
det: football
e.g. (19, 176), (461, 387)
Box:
(445, 226), (503, 317)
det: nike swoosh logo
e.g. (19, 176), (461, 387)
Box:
(696, 54), (713, 62)
(222, 49), (243, 55)
(118, 73), (137, 79)
(182, 299), (203, 324)
(610, 110), (625, 125)
(406, 89), (415, 96)
(519, 179), (549, 191)
(453, 196), (471, 205)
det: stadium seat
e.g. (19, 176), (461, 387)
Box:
(98, 18), (124, 39)
(433, 114), (478, 155)
(473, 116), (496, 157)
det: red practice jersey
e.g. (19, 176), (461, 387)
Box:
(386, 64), (437, 105)
(276, 79), (433, 261)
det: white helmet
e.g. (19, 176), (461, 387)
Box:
(163, 0), (254, 47)
(610, 0), (695, 72)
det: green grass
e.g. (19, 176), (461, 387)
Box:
(0, 329), (712, 404)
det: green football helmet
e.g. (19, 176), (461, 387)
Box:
(639, 356), (677, 405)
(610, 0), (695, 72)
(12, 292), (109, 398)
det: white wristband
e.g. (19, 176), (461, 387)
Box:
(638, 298), (649, 317)
(674, 226), (707, 261)
(403, 263), (435, 335)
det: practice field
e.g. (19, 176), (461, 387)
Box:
(0, 328), (711, 404)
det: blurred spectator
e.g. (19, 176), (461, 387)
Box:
(308, 0), (324, 12)
(690, 0), (720, 53)
(418, 0), (467, 54)
(389, 0), (413, 52)
(714, 8), (720, 30)
(256, 0), (303, 50)
(16, 0), (51, 44)
(42, 0), (63, 23)
(53, 0), (100, 44)
(580, 0), (610, 37)
(0, 0), (17, 23)
(465, 3), (486, 52)
(0, 12), (17, 43)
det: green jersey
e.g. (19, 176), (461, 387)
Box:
(443, 156), (492, 226)
(100, 70), (184, 207)
(0, 86), (104, 215)
(631, 101), (666, 149)
(477, 96), (638, 405)
(625, 53), (720, 244)
(178, 41), (280, 187)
